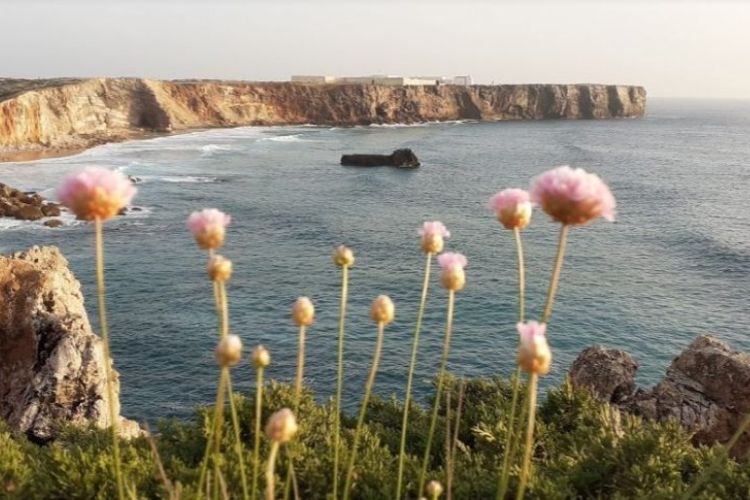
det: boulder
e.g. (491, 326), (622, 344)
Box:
(341, 148), (420, 168)
(13, 205), (44, 221)
(43, 219), (64, 228)
(570, 336), (750, 458)
(0, 246), (140, 442)
(41, 203), (61, 217)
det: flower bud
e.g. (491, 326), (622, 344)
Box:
(265, 408), (298, 443)
(488, 188), (533, 230)
(517, 321), (552, 375)
(187, 208), (231, 250)
(426, 480), (444, 498)
(370, 295), (395, 324)
(437, 252), (468, 292)
(207, 255), (232, 283)
(251, 345), (271, 369)
(292, 296), (315, 327)
(215, 334), (243, 367)
(418, 221), (450, 254)
(333, 245), (355, 267)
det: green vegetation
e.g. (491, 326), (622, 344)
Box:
(2, 376), (747, 499)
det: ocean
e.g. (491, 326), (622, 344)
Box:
(1, 98), (749, 422)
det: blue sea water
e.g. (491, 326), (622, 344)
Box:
(1, 99), (749, 422)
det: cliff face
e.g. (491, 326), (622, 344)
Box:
(0, 78), (646, 156)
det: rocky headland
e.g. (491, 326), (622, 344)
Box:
(0, 78), (646, 160)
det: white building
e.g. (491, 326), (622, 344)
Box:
(290, 74), (472, 86)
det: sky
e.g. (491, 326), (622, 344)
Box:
(1, 0), (749, 99)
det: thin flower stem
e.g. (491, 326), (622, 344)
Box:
(294, 325), (306, 407)
(265, 441), (281, 500)
(444, 383), (452, 500)
(396, 251), (433, 500)
(498, 228), (527, 499)
(94, 218), (125, 500)
(418, 290), (456, 496)
(225, 372), (250, 500)
(681, 412), (750, 499)
(197, 369), (229, 499)
(447, 379), (465, 500)
(541, 224), (569, 324)
(342, 321), (386, 500)
(219, 282), (230, 338)
(251, 367), (265, 500)
(333, 265), (350, 500)
(515, 373), (538, 500)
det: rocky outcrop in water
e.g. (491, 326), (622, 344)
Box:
(0, 78), (646, 159)
(0, 246), (140, 442)
(0, 182), (62, 225)
(570, 336), (750, 457)
(341, 148), (420, 168)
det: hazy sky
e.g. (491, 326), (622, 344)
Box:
(2, 1), (749, 98)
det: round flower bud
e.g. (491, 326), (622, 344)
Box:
(292, 296), (315, 327)
(517, 321), (552, 375)
(333, 245), (355, 267)
(488, 189), (533, 230)
(370, 295), (395, 324)
(418, 221), (450, 254)
(215, 334), (243, 367)
(207, 255), (232, 283)
(265, 408), (298, 443)
(437, 252), (468, 292)
(187, 208), (231, 250)
(251, 345), (271, 369)
(530, 166), (615, 225)
(426, 480), (444, 498)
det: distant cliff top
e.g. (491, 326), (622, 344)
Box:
(0, 78), (646, 161)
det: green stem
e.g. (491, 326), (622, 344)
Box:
(681, 412), (750, 499)
(333, 265), (350, 500)
(226, 372), (250, 500)
(396, 252), (433, 500)
(94, 218), (125, 500)
(251, 367), (265, 500)
(265, 441), (281, 500)
(515, 374), (538, 500)
(497, 228), (527, 499)
(197, 369), (229, 499)
(418, 290), (456, 496)
(219, 282), (229, 338)
(541, 225), (569, 324)
(294, 325), (306, 408)
(342, 321), (386, 500)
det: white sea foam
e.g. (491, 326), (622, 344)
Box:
(139, 175), (217, 184)
(260, 134), (306, 143)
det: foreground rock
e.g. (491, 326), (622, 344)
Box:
(341, 148), (420, 168)
(1, 78), (646, 159)
(0, 246), (140, 442)
(0, 182), (62, 223)
(570, 336), (750, 457)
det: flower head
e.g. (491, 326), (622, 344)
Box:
(488, 188), (533, 230)
(418, 221), (450, 254)
(207, 255), (232, 283)
(438, 252), (468, 291)
(530, 166), (615, 225)
(426, 480), (444, 498)
(251, 345), (271, 369)
(370, 295), (395, 324)
(215, 334), (243, 367)
(292, 296), (315, 327)
(187, 208), (231, 250)
(333, 245), (355, 267)
(517, 321), (552, 375)
(58, 167), (136, 221)
(265, 408), (298, 443)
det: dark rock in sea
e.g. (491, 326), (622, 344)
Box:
(41, 203), (61, 217)
(43, 219), (63, 228)
(340, 148), (420, 168)
(570, 335), (750, 458)
(0, 246), (141, 442)
(0, 182), (64, 223)
(13, 205), (44, 221)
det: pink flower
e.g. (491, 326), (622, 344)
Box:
(488, 188), (533, 230)
(530, 166), (615, 225)
(417, 221), (450, 254)
(187, 208), (231, 250)
(517, 321), (551, 375)
(438, 252), (467, 291)
(57, 167), (136, 221)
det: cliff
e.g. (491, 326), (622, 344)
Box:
(0, 78), (646, 159)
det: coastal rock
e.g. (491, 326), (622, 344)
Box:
(0, 246), (140, 442)
(0, 78), (646, 159)
(570, 336), (750, 457)
(0, 182), (63, 223)
(569, 346), (638, 403)
(43, 219), (63, 228)
(341, 148), (420, 168)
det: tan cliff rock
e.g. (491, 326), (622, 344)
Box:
(0, 246), (140, 441)
(0, 78), (646, 158)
